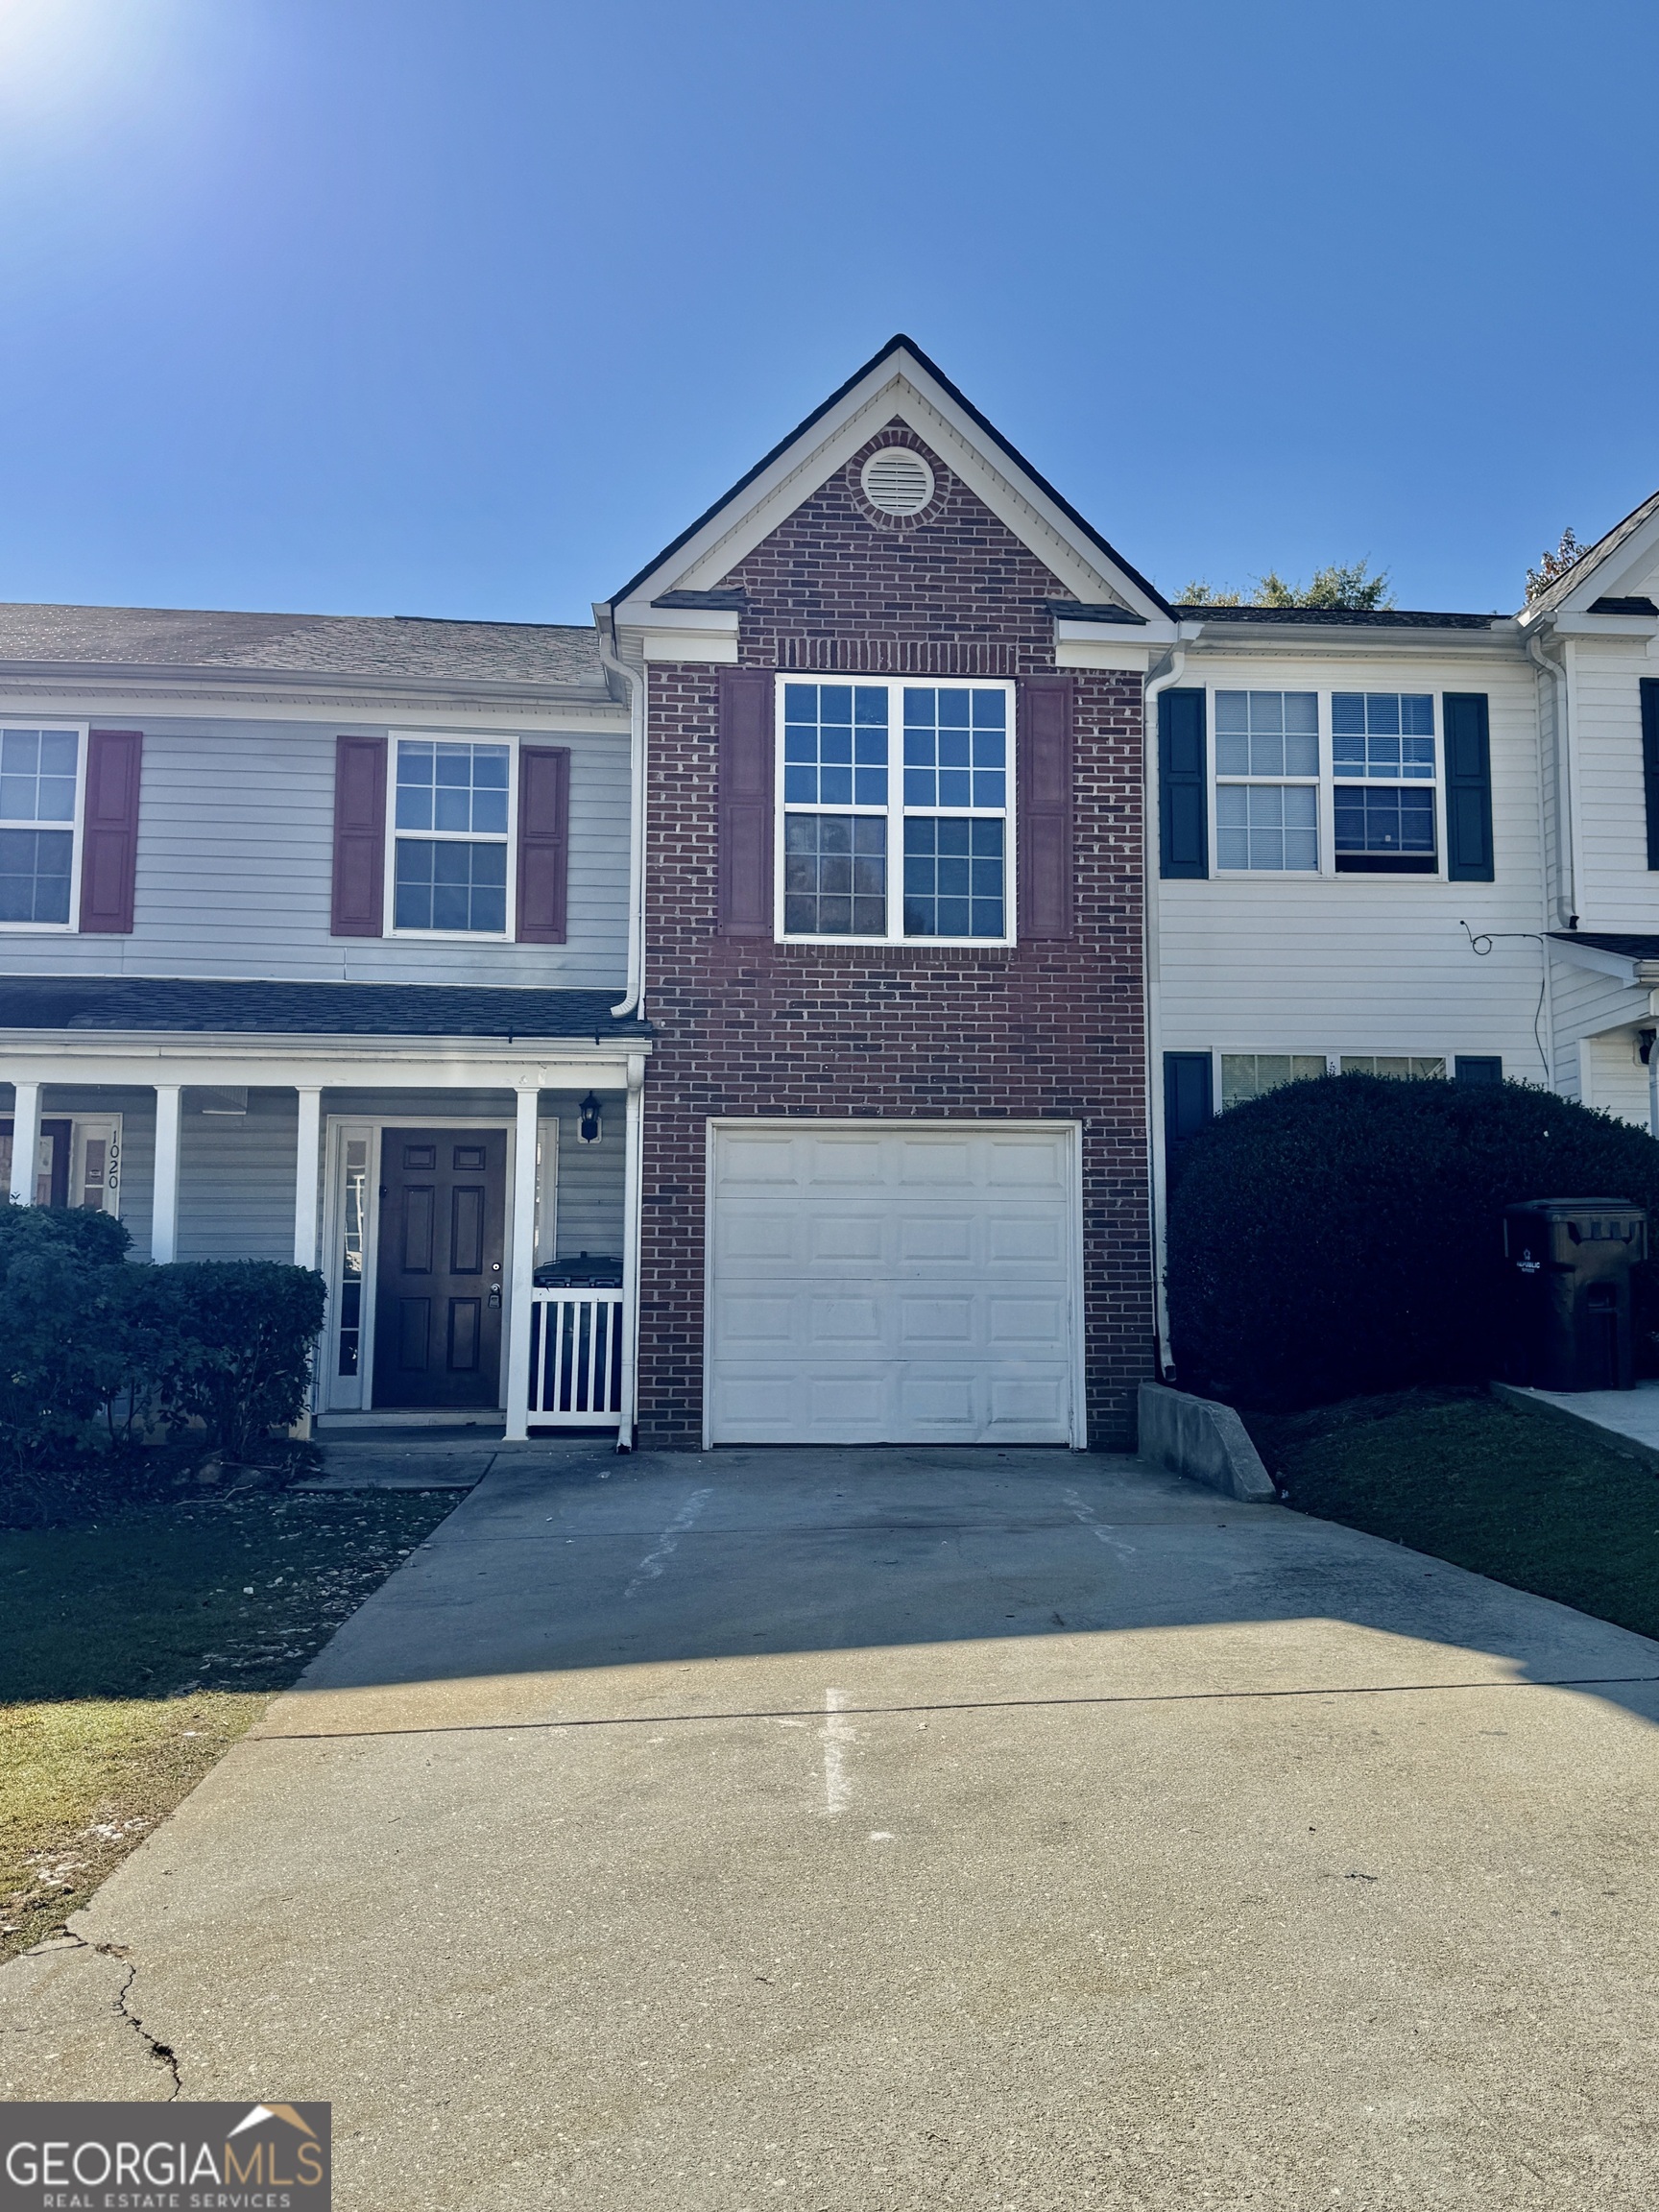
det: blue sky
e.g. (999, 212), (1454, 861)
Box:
(1, 0), (1655, 623)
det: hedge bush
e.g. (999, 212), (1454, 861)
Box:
(0, 1201), (326, 1473)
(1166, 1072), (1659, 1411)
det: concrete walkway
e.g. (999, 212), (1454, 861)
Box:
(6, 1444), (1659, 2208)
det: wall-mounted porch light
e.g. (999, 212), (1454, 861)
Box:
(578, 1093), (603, 1144)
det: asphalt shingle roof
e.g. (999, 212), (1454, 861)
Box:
(1524, 487), (1659, 618)
(0, 976), (646, 1041)
(0, 605), (606, 690)
(1170, 605), (1504, 629)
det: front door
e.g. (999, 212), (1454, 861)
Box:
(373, 1128), (507, 1408)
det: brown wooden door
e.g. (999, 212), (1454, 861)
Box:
(373, 1128), (507, 1408)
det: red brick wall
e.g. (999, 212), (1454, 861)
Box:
(636, 422), (1152, 1448)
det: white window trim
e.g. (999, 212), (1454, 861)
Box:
(71, 1115), (123, 1216)
(772, 675), (1019, 949)
(0, 721), (87, 933)
(383, 729), (520, 943)
(1207, 687), (1449, 882)
(1213, 1047), (1465, 1109)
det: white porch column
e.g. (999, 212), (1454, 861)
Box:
(615, 1052), (645, 1452)
(151, 1084), (182, 1263)
(294, 1087), (323, 1268)
(503, 1081), (540, 1441)
(8, 1080), (42, 1206)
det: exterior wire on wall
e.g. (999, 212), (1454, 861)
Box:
(1460, 921), (1550, 1080)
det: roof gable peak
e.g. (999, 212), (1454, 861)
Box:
(609, 336), (1170, 624)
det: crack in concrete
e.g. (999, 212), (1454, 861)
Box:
(45, 1933), (182, 2099)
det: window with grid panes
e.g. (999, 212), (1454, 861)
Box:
(393, 739), (510, 932)
(779, 679), (1013, 941)
(0, 727), (80, 925)
(1214, 692), (1319, 872)
(1333, 694), (1437, 873)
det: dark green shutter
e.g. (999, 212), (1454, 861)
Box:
(1643, 681), (1659, 871)
(1443, 693), (1494, 882)
(1164, 1052), (1213, 1163)
(1159, 688), (1208, 878)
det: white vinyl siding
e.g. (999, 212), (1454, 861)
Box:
(0, 714), (629, 987)
(1159, 655), (1546, 1089)
(1567, 625), (1659, 931)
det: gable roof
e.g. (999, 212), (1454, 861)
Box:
(608, 334), (1173, 622)
(1521, 485), (1659, 620)
(0, 604), (607, 693)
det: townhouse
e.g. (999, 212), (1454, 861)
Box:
(2, 336), (1655, 1444)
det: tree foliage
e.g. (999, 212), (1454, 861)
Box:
(1166, 1072), (1659, 1411)
(1178, 560), (1394, 611)
(1525, 526), (1589, 603)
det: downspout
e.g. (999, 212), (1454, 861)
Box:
(598, 606), (647, 1020)
(1142, 637), (1190, 1382)
(596, 609), (647, 1453)
(1527, 628), (1577, 931)
(615, 1049), (646, 1453)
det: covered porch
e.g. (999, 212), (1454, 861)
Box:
(0, 982), (649, 1443)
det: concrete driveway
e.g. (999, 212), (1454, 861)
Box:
(7, 1442), (1659, 2209)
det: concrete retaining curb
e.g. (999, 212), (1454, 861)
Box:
(1138, 1382), (1279, 1503)
(1490, 1379), (1659, 1470)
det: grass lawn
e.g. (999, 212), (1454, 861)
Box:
(1245, 1385), (1659, 1642)
(1, 1482), (457, 1964)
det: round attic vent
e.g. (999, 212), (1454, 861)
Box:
(859, 446), (935, 517)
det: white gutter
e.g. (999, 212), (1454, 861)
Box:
(598, 609), (647, 1020)
(1142, 638), (1190, 1380)
(1527, 628), (1578, 929)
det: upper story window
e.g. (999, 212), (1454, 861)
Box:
(778, 679), (1014, 945)
(1214, 692), (1318, 872)
(392, 739), (511, 934)
(1333, 693), (1436, 874)
(0, 726), (82, 926)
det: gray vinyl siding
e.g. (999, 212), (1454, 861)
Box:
(177, 1088), (298, 1262)
(541, 1097), (626, 1260)
(0, 713), (630, 989)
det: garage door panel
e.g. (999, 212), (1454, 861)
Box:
(989, 1297), (1068, 1342)
(807, 1296), (885, 1346)
(896, 1372), (979, 1428)
(897, 1213), (975, 1262)
(720, 1137), (803, 1187)
(709, 1124), (1077, 1446)
(987, 1140), (1068, 1189)
(717, 1211), (800, 1262)
(807, 1213), (885, 1262)
(808, 1138), (882, 1184)
(987, 1213), (1067, 1264)
(898, 1296), (974, 1345)
(899, 1140), (974, 1186)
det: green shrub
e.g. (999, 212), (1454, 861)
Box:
(0, 1203), (134, 1471)
(0, 1205), (326, 1477)
(142, 1262), (328, 1462)
(1166, 1073), (1659, 1410)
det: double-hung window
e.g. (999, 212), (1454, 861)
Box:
(1333, 693), (1437, 874)
(1214, 692), (1318, 872)
(779, 679), (1013, 943)
(392, 738), (511, 934)
(0, 726), (81, 926)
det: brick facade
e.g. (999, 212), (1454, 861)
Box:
(636, 423), (1153, 1448)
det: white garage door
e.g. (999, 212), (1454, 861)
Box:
(707, 1122), (1080, 1446)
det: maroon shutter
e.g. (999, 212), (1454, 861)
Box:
(1017, 676), (1074, 941)
(517, 745), (570, 944)
(717, 668), (775, 936)
(330, 735), (387, 937)
(78, 728), (143, 933)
